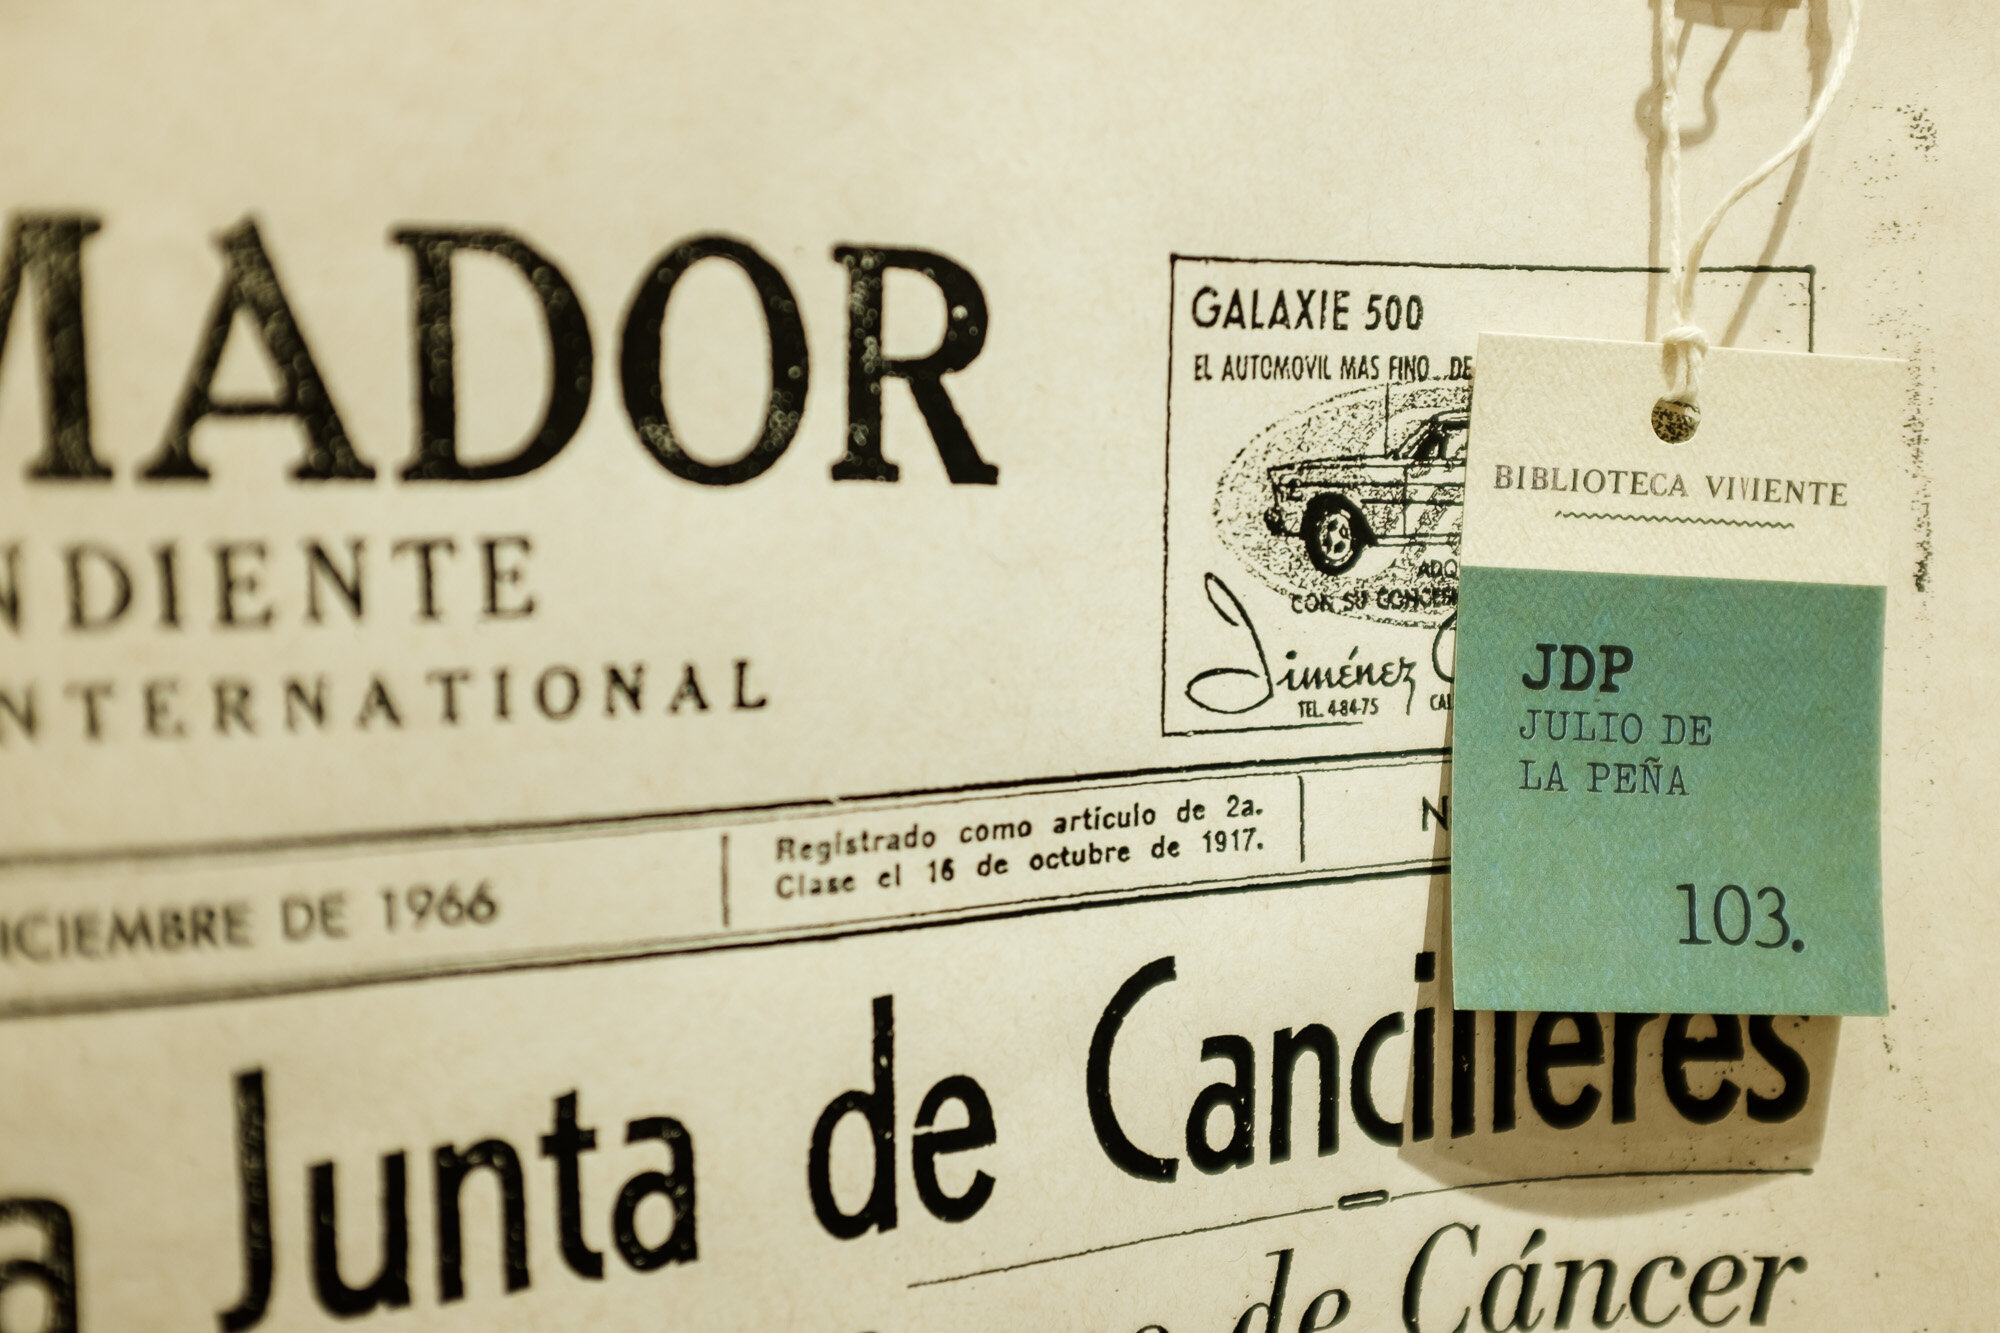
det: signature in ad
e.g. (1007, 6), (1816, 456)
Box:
(1183, 574), (1274, 715)
(1186, 573), (1449, 718)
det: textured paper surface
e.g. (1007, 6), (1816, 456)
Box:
(1453, 564), (1886, 1014)
(1457, 335), (1906, 586)
(0, 4), (1993, 1330)
(1451, 335), (1902, 1015)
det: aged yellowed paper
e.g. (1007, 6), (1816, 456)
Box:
(0, 2), (1993, 1329)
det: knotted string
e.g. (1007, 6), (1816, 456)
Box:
(1657, 0), (1862, 410)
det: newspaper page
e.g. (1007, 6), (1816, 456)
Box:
(2, 3), (1994, 1329)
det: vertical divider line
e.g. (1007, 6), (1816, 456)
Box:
(720, 833), (731, 928)
(1297, 775), (1306, 863)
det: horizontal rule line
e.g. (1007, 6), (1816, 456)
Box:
(0, 747), (1449, 873)
(1553, 510), (1797, 530)
(908, 1167), (1813, 1288)
(1167, 256), (1814, 277)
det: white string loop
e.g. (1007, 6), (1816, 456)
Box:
(1661, 323), (1711, 403)
(1658, 0), (1862, 407)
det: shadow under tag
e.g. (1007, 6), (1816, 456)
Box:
(1450, 334), (1903, 1016)
(1403, 876), (1836, 1201)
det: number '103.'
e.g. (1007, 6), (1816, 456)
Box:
(1676, 883), (1803, 953)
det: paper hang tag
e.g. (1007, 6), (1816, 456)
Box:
(1449, 333), (1904, 1017)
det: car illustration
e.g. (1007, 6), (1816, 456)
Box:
(1261, 408), (1468, 576)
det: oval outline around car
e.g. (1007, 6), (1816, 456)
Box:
(1261, 408), (1469, 577)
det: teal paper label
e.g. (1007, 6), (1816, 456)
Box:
(1451, 565), (1886, 1015)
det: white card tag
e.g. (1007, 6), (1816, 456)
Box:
(1450, 333), (1905, 1015)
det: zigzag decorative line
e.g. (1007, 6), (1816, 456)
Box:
(1553, 510), (1795, 530)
